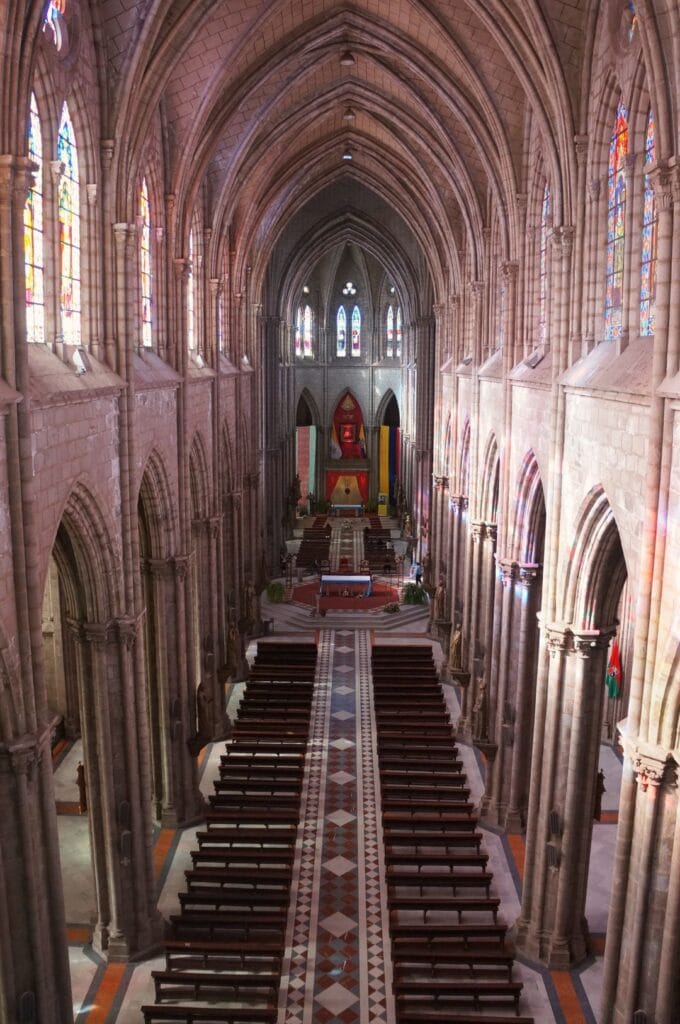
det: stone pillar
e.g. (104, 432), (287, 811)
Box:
(483, 559), (517, 821)
(460, 519), (485, 737)
(505, 565), (541, 831)
(515, 626), (613, 967)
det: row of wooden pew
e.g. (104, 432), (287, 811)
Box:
(296, 525), (331, 570)
(363, 524), (396, 572)
(141, 641), (317, 1024)
(372, 644), (534, 1024)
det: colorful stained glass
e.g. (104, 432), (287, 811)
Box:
(627, 0), (638, 43)
(140, 178), (152, 347)
(43, 0), (66, 50)
(351, 305), (361, 356)
(187, 226), (196, 350)
(57, 102), (80, 345)
(640, 109), (657, 336)
(337, 306), (347, 357)
(605, 96), (628, 340)
(295, 306), (303, 357)
(396, 307), (402, 358)
(25, 93), (45, 344)
(538, 182), (550, 344)
(303, 304), (312, 357)
(386, 304), (394, 357)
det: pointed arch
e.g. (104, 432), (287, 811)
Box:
(137, 450), (178, 560)
(510, 451), (546, 564)
(479, 434), (500, 524)
(57, 100), (81, 346)
(295, 387), (321, 427)
(375, 389), (400, 429)
(459, 418), (471, 497)
(48, 482), (121, 624)
(189, 432), (211, 520)
(25, 90), (45, 344)
(562, 486), (628, 630)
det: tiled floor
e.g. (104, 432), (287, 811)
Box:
(55, 546), (621, 1023)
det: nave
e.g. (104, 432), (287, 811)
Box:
(57, 623), (620, 1024)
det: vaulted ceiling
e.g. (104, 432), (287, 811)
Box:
(100, 0), (590, 299)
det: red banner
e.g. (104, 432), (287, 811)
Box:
(326, 471), (369, 502)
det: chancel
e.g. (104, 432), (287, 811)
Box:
(1, 2), (679, 1023)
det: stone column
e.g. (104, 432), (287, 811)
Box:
(505, 565), (541, 831)
(483, 560), (517, 821)
(583, 180), (601, 352)
(172, 555), (202, 819)
(460, 519), (485, 737)
(516, 626), (613, 967)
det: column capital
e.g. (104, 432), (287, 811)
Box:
(470, 519), (486, 542)
(549, 226), (574, 260)
(500, 260), (519, 282)
(574, 134), (588, 165)
(518, 562), (541, 588)
(145, 557), (174, 580)
(174, 257), (190, 280)
(172, 554), (192, 581)
(0, 736), (41, 778)
(631, 742), (678, 792)
(469, 280), (484, 298)
(587, 179), (601, 202)
(497, 558), (519, 584)
(648, 162), (675, 211)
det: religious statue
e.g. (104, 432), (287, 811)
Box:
(242, 578), (260, 632)
(448, 624), (462, 672)
(196, 681), (213, 740)
(432, 579), (447, 621)
(76, 761), (87, 814)
(225, 613), (242, 679)
(422, 553), (432, 588)
(403, 512), (413, 537)
(472, 676), (488, 741)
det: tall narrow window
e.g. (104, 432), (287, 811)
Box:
(538, 182), (550, 344)
(396, 307), (402, 358)
(386, 305), (394, 357)
(303, 304), (313, 357)
(57, 102), (81, 345)
(640, 109), (657, 336)
(605, 96), (628, 341)
(25, 93), (45, 344)
(140, 178), (152, 348)
(351, 305), (361, 356)
(295, 306), (303, 357)
(337, 306), (347, 357)
(187, 226), (196, 351)
(627, 0), (638, 42)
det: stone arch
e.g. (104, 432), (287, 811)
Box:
(479, 433), (500, 524)
(295, 387), (320, 427)
(137, 449), (178, 561)
(562, 485), (627, 631)
(509, 450), (546, 564)
(376, 389), (400, 429)
(459, 418), (471, 496)
(189, 432), (211, 521)
(48, 481), (120, 624)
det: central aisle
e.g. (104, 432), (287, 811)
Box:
(280, 628), (395, 1023)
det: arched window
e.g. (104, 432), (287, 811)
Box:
(187, 225), (196, 351)
(351, 305), (361, 356)
(627, 0), (638, 42)
(139, 178), (152, 348)
(640, 109), (657, 336)
(57, 101), (81, 345)
(386, 305), (394, 357)
(605, 96), (628, 341)
(337, 305), (347, 357)
(538, 182), (550, 344)
(25, 93), (45, 344)
(396, 307), (402, 358)
(303, 304), (312, 357)
(295, 306), (303, 357)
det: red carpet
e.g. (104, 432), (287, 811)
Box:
(292, 580), (399, 611)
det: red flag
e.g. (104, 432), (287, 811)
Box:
(605, 638), (622, 699)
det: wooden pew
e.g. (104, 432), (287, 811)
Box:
(394, 977), (524, 1012)
(152, 969), (278, 1001)
(387, 869), (493, 897)
(142, 1004), (277, 1023)
(390, 922), (507, 946)
(389, 894), (500, 922)
(164, 938), (282, 971)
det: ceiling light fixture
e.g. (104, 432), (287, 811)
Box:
(342, 281), (357, 296)
(342, 148), (353, 161)
(302, 285), (310, 294)
(339, 49), (355, 66)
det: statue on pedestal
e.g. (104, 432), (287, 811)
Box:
(448, 624), (462, 672)
(432, 578), (447, 621)
(472, 676), (488, 741)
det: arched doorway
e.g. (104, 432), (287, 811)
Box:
(295, 390), (319, 513)
(377, 391), (401, 512)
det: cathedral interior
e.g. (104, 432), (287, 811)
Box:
(1, 1), (679, 1022)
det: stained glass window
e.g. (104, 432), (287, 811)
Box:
(140, 178), (152, 348)
(187, 226), (196, 350)
(337, 306), (347, 357)
(57, 102), (80, 345)
(303, 304), (312, 357)
(627, 0), (638, 43)
(295, 306), (303, 357)
(605, 96), (628, 340)
(538, 182), (550, 344)
(25, 93), (45, 344)
(351, 305), (361, 356)
(396, 307), (402, 358)
(386, 305), (394, 357)
(640, 109), (657, 336)
(43, 0), (66, 51)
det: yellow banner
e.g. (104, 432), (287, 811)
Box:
(380, 426), (390, 495)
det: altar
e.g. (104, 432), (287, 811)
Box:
(320, 574), (372, 597)
(330, 503), (364, 516)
